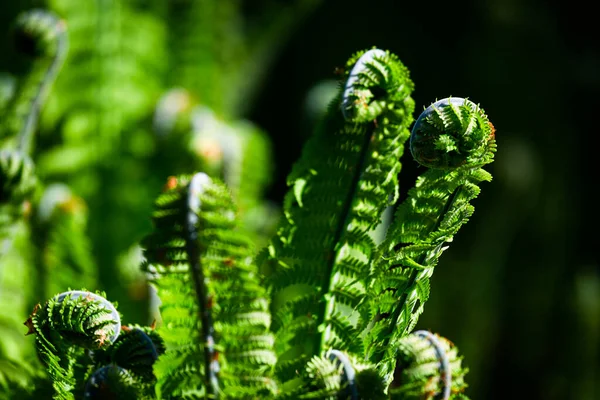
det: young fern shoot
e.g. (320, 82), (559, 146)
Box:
(24, 291), (121, 400)
(363, 97), (496, 383)
(142, 173), (276, 398)
(1, 9), (67, 258)
(260, 48), (415, 383)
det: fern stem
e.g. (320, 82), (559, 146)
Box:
(185, 175), (220, 397)
(374, 185), (463, 364)
(317, 122), (376, 354)
(17, 15), (68, 155)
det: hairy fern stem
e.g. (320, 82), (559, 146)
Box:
(184, 176), (219, 397)
(374, 185), (463, 364)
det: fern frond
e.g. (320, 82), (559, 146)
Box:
(363, 98), (496, 383)
(81, 324), (165, 399)
(83, 365), (143, 399)
(38, 0), (166, 173)
(0, 9), (67, 153)
(261, 48), (414, 379)
(25, 290), (121, 399)
(142, 173), (276, 398)
(389, 331), (469, 400)
(189, 107), (276, 243)
(0, 150), (36, 258)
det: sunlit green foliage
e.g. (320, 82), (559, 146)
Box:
(0, 3), (498, 399)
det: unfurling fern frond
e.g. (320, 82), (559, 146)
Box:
(363, 97), (496, 383)
(142, 173), (276, 398)
(260, 48), (414, 382)
(25, 290), (121, 399)
(1, 8), (66, 259)
(81, 324), (165, 399)
(0, 9), (67, 153)
(153, 93), (278, 246)
(83, 365), (141, 400)
(389, 331), (469, 400)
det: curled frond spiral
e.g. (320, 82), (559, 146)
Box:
(83, 365), (140, 400)
(409, 97), (495, 169)
(107, 325), (165, 380)
(389, 331), (469, 399)
(25, 290), (120, 399)
(13, 9), (67, 59)
(261, 48), (414, 384)
(361, 97), (495, 383)
(341, 48), (413, 123)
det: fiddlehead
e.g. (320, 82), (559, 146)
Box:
(0, 9), (66, 261)
(190, 107), (276, 242)
(260, 48), (414, 382)
(1, 9), (67, 153)
(389, 331), (469, 399)
(277, 350), (386, 399)
(83, 365), (140, 400)
(362, 97), (496, 383)
(24, 290), (121, 399)
(81, 325), (165, 399)
(153, 96), (278, 246)
(142, 173), (276, 398)
(105, 325), (165, 381)
(409, 98), (495, 169)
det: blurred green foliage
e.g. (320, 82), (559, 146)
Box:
(0, 0), (597, 399)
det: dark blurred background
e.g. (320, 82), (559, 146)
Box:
(2, 0), (598, 398)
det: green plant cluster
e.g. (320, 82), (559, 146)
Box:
(0, 4), (495, 400)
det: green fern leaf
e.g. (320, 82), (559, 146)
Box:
(260, 48), (415, 381)
(142, 173), (276, 398)
(363, 98), (496, 383)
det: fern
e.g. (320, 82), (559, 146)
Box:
(0, 8), (65, 258)
(388, 331), (469, 400)
(163, 1), (322, 117)
(362, 98), (496, 384)
(38, 0), (166, 173)
(142, 173), (276, 398)
(0, 5), (500, 394)
(152, 96), (278, 248)
(25, 290), (121, 399)
(0, 9), (67, 152)
(260, 48), (415, 384)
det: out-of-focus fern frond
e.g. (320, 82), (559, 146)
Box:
(30, 184), (97, 302)
(0, 9), (67, 153)
(389, 331), (469, 400)
(164, 0), (322, 117)
(38, 0), (167, 174)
